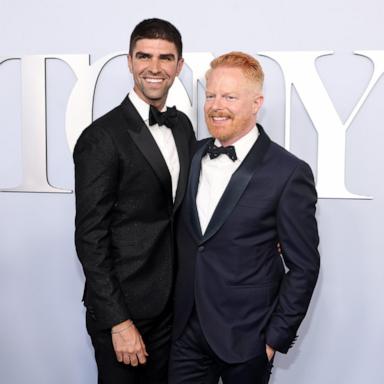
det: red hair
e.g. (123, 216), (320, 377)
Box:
(208, 51), (264, 89)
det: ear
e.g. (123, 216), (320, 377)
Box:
(252, 94), (264, 115)
(127, 54), (133, 74)
(176, 58), (184, 76)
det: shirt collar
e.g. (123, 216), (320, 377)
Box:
(214, 125), (259, 162)
(128, 90), (168, 124)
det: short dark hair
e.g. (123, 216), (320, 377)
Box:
(129, 18), (183, 58)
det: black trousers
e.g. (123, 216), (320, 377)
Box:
(88, 305), (172, 384)
(169, 309), (273, 384)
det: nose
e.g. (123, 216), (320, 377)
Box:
(211, 96), (224, 110)
(148, 58), (161, 74)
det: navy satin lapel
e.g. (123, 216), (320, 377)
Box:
(172, 121), (189, 213)
(184, 141), (210, 240)
(121, 96), (172, 200)
(201, 126), (271, 244)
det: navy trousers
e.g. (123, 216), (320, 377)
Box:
(169, 309), (273, 384)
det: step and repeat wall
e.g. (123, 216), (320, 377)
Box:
(1, 1), (383, 383)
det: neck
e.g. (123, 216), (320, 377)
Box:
(149, 100), (166, 110)
(133, 87), (166, 110)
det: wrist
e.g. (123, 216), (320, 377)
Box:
(111, 319), (134, 334)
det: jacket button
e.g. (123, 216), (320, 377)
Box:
(198, 246), (205, 252)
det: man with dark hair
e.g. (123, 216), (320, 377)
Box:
(169, 52), (320, 384)
(74, 18), (195, 384)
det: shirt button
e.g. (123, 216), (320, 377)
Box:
(198, 246), (205, 252)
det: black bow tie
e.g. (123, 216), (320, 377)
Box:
(149, 105), (177, 128)
(206, 141), (237, 161)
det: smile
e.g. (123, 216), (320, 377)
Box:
(211, 116), (230, 121)
(144, 77), (164, 83)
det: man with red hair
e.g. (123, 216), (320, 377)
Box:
(169, 52), (320, 383)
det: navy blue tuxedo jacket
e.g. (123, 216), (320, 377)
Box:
(173, 125), (320, 363)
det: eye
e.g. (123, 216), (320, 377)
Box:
(136, 53), (150, 60)
(225, 95), (236, 101)
(205, 94), (214, 100)
(160, 55), (176, 61)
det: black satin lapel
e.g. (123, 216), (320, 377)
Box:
(202, 126), (271, 244)
(121, 96), (172, 199)
(172, 121), (189, 212)
(184, 141), (210, 240)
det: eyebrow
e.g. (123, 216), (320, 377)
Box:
(205, 92), (237, 96)
(134, 51), (177, 60)
(161, 53), (177, 60)
(135, 51), (151, 58)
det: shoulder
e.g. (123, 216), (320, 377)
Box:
(175, 108), (190, 123)
(73, 106), (125, 157)
(75, 96), (136, 144)
(175, 109), (197, 148)
(176, 109), (194, 132)
(83, 105), (125, 137)
(269, 141), (302, 164)
(265, 140), (314, 180)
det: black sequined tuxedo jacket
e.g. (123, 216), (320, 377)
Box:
(74, 95), (195, 330)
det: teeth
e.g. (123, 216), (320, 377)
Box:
(212, 117), (228, 121)
(145, 78), (163, 83)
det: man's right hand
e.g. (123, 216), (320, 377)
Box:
(111, 320), (149, 366)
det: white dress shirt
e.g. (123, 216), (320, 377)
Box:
(196, 126), (259, 234)
(129, 91), (180, 202)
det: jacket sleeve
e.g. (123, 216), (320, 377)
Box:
(73, 125), (130, 328)
(265, 161), (320, 353)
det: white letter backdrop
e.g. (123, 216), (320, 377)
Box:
(0, 0), (383, 383)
